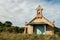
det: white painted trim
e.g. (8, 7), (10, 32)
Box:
(45, 25), (46, 34)
(43, 25), (46, 35)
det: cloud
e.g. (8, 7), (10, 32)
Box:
(0, 0), (60, 28)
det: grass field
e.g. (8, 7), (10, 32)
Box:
(0, 32), (60, 40)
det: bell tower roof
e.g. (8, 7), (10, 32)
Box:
(36, 5), (43, 11)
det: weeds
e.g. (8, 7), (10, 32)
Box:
(0, 32), (60, 40)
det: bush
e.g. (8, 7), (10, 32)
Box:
(0, 32), (60, 40)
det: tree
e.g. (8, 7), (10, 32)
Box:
(0, 22), (3, 26)
(4, 21), (12, 27)
(0, 22), (3, 32)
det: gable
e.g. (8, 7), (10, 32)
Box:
(28, 17), (54, 27)
(26, 5), (55, 27)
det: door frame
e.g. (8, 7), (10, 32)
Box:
(33, 24), (46, 35)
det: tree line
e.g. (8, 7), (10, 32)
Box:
(0, 21), (60, 35)
(0, 21), (24, 33)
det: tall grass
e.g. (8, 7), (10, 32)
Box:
(0, 32), (60, 40)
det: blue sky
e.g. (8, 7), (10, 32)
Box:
(0, 0), (60, 28)
(45, 0), (60, 4)
(45, 0), (60, 3)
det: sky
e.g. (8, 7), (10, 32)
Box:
(0, 0), (60, 28)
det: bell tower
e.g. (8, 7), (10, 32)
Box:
(36, 5), (43, 18)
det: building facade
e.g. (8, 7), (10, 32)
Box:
(24, 5), (55, 35)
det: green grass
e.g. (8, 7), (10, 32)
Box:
(0, 32), (60, 40)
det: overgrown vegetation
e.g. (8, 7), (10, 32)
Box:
(0, 21), (24, 33)
(0, 32), (60, 40)
(54, 27), (60, 36)
(0, 21), (60, 40)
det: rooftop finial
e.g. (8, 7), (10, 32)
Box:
(36, 5), (43, 11)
